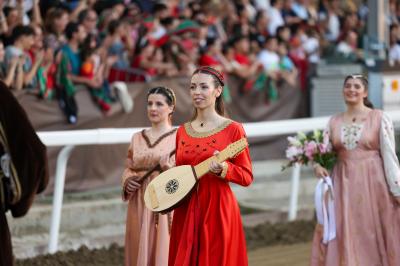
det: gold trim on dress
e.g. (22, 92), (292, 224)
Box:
(184, 120), (232, 138)
(141, 128), (177, 148)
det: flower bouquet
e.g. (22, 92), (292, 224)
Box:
(282, 130), (336, 171)
(283, 129), (337, 244)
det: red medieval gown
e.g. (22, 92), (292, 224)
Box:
(168, 120), (253, 266)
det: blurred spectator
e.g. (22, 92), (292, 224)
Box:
(302, 26), (320, 78)
(0, 39), (23, 89)
(80, 33), (112, 112)
(276, 25), (291, 42)
(240, 0), (257, 22)
(132, 41), (178, 78)
(253, 10), (269, 39)
(0, 0), (392, 124)
(78, 8), (98, 36)
(277, 40), (297, 86)
(389, 24), (400, 65)
(268, 0), (284, 36)
(336, 30), (362, 61)
(291, 0), (309, 20)
(199, 37), (231, 73)
(320, 0), (340, 43)
(57, 22), (87, 124)
(4, 25), (42, 90)
(104, 20), (133, 70)
(258, 36), (280, 73)
(44, 7), (69, 51)
(389, 0), (399, 25)
(37, 35), (56, 99)
(282, 0), (302, 25)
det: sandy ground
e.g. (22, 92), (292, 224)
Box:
(16, 220), (315, 266)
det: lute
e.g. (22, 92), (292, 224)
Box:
(144, 137), (248, 213)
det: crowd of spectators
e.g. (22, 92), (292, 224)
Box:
(0, 0), (379, 123)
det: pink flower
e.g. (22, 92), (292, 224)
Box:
(304, 141), (317, 160)
(323, 131), (330, 146)
(286, 146), (303, 161)
(318, 143), (328, 153)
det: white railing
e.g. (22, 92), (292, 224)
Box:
(38, 110), (400, 253)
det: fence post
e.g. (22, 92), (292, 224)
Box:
(48, 145), (75, 253)
(288, 163), (301, 221)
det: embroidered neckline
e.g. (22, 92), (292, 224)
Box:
(141, 128), (177, 148)
(184, 120), (232, 138)
(340, 109), (374, 127)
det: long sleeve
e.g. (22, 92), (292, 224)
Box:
(380, 112), (400, 197)
(121, 134), (139, 201)
(224, 124), (253, 187)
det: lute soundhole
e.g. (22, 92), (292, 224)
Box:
(165, 179), (179, 194)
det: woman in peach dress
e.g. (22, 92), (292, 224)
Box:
(311, 75), (400, 266)
(121, 87), (177, 266)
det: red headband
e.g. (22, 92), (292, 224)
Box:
(195, 66), (225, 86)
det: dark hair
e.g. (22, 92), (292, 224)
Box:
(45, 7), (69, 34)
(191, 66), (226, 119)
(78, 9), (89, 23)
(11, 25), (35, 43)
(65, 22), (80, 40)
(343, 74), (374, 108)
(147, 86), (176, 124)
(271, 0), (281, 7)
(80, 34), (99, 61)
(147, 86), (176, 108)
(108, 20), (122, 35)
(3, 7), (15, 18)
(153, 3), (168, 13)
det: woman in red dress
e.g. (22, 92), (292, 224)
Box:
(169, 66), (253, 266)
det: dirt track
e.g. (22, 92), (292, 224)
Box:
(16, 220), (315, 266)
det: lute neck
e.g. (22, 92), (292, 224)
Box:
(193, 148), (231, 178)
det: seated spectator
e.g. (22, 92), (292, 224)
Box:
(4, 25), (43, 91)
(282, 0), (302, 25)
(278, 41), (298, 86)
(57, 22), (88, 124)
(104, 20), (134, 70)
(389, 24), (400, 65)
(0, 6), (21, 46)
(276, 25), (291, 43)
(336, 30), (362, 61)
(80, 34), (111, 112)
(320, 0), (341, 43)
(258, 36), (280, 73)
(37, 36), (57, 100)
(302, 27), (320, 78)
(28, 24), (44, 66)
(291, 0), (309, 20)
(131, 41), (178, 78)
(0, 40), (23, 90)
(229, 35), (261, 78)
(268, 0), (284, 36)
(44, 7), (69, 52)
(252, 10), (269, 39)
(198, 38), (231, 73)
(78, 8), (98, 36)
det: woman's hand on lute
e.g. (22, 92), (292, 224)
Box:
(209, 150), (224, 176)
